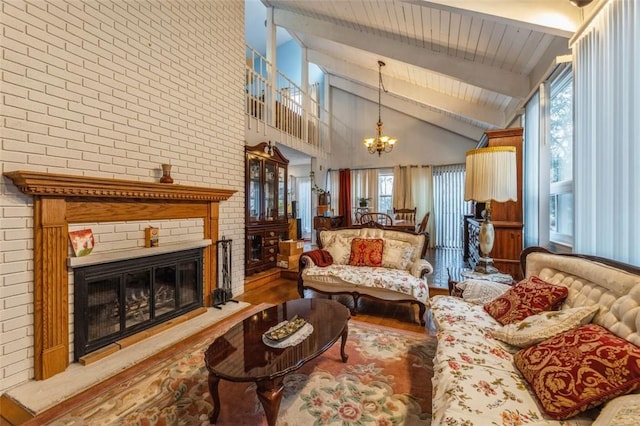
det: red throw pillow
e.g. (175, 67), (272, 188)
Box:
(483, 276), (568, 325)
(348, 238), (383, 267)
(304, 249), (333, 267)
(514, 324), (640, 420)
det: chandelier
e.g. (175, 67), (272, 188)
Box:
(363, 60), (397, 156)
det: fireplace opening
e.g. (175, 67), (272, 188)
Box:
(73, 248), (203, 360)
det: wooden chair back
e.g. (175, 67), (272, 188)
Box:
(393, 207), (417, 222)
(360, 212), (393, 226)
(417, 212), (430, 233)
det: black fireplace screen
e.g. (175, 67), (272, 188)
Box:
(74, 248), (203, 360)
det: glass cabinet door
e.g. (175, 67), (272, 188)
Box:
(264, 162), (276, 221)
(277, 165), (286, 220)
(247, 232), (263, 265)
(248, 157), (262, 222)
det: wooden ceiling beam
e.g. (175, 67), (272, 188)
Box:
(310, 50), (506, 128)
(404, 0), (580, 37)
(274, 8), (530, 99)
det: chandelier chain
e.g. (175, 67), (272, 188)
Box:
(362, 60), (397, 156)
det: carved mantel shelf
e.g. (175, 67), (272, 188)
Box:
(4, 170), (235, 201)
(4, 170), (236, 381)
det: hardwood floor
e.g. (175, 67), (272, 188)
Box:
(235, 277), (428, 333)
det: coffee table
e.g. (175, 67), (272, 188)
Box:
(204, 298), (350, 425)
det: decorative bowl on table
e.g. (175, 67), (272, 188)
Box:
(263, 315), (307, 342)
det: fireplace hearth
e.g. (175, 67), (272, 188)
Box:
(73, 249), (203, 360)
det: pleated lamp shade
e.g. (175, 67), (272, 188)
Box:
(464, 146), (517, 203)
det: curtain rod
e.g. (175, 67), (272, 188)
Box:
(327, 165), (431, 172)
(327, 166), (387, 172)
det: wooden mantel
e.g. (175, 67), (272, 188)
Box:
(4, 171), (236, 380)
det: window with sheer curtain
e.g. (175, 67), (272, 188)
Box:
(392, 165), (434, 246)
(378, 172), (393, 214)
(549, 70), (573, 247)
(327, 168), (382, 222)
(327, 166), (434, 243)
(571, 0), (640, 264)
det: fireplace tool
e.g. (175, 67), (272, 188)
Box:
(213, 237), (238, 308)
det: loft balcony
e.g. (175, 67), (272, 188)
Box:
(245, 45), (329, 156)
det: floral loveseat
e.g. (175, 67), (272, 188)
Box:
(297, 224), (433, 325)
(430, 247), (640, 425)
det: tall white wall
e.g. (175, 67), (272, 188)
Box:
(0, 0), (246, 393)
(330, 88), (477, 168)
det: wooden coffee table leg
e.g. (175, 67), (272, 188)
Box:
(207, 373), (221, 424)
(256, 378), (285, 426)
(340, 322), (349, 362)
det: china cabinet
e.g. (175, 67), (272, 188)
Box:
(245, 143), (289, 275)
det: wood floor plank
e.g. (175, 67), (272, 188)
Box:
(234, 277), (428, 334)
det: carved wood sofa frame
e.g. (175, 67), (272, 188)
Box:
(298, 222), (431, 325)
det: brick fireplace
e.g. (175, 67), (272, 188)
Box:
(4, 171), (235, 380)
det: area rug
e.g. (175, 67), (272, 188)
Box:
(44, 319), (436, 426)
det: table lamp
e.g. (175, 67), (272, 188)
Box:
(464, 146), (517, 274)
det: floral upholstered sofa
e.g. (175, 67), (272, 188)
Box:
(297, 224), (433, 325)
(430, 247), (640, 425)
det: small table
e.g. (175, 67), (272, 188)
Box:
(204, 298), (350, 426)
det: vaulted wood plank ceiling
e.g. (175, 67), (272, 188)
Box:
(263, 0), (582, 140)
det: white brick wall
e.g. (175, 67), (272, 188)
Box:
(0, 0), (246, 393)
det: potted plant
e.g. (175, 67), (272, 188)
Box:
(310, 171), (330, 210)
(358, 197), (371, 207)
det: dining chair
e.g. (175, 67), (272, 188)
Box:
(360, 212), (393, 226)
(417, 212), (430, 233)
(353, 207), (370, 224)
(392, 207), (417, 222)
(354, 211), (363, 224)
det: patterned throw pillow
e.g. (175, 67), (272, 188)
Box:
(323, 235), (351, 265)
(381, 239), (414, 270)
(491, 305), (600, 347)
(348, 238), (384, 267)
(514, 324), (640, 420)
(483, 276), (568, 325)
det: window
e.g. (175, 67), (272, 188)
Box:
(548, 71), (573, 246)
(523, 62), (573, 250)
(378, 172), (393, 214)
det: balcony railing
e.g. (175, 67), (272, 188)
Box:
(246, 45), (328, 150)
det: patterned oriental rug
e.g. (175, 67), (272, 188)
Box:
(41, 311), (436, 426)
